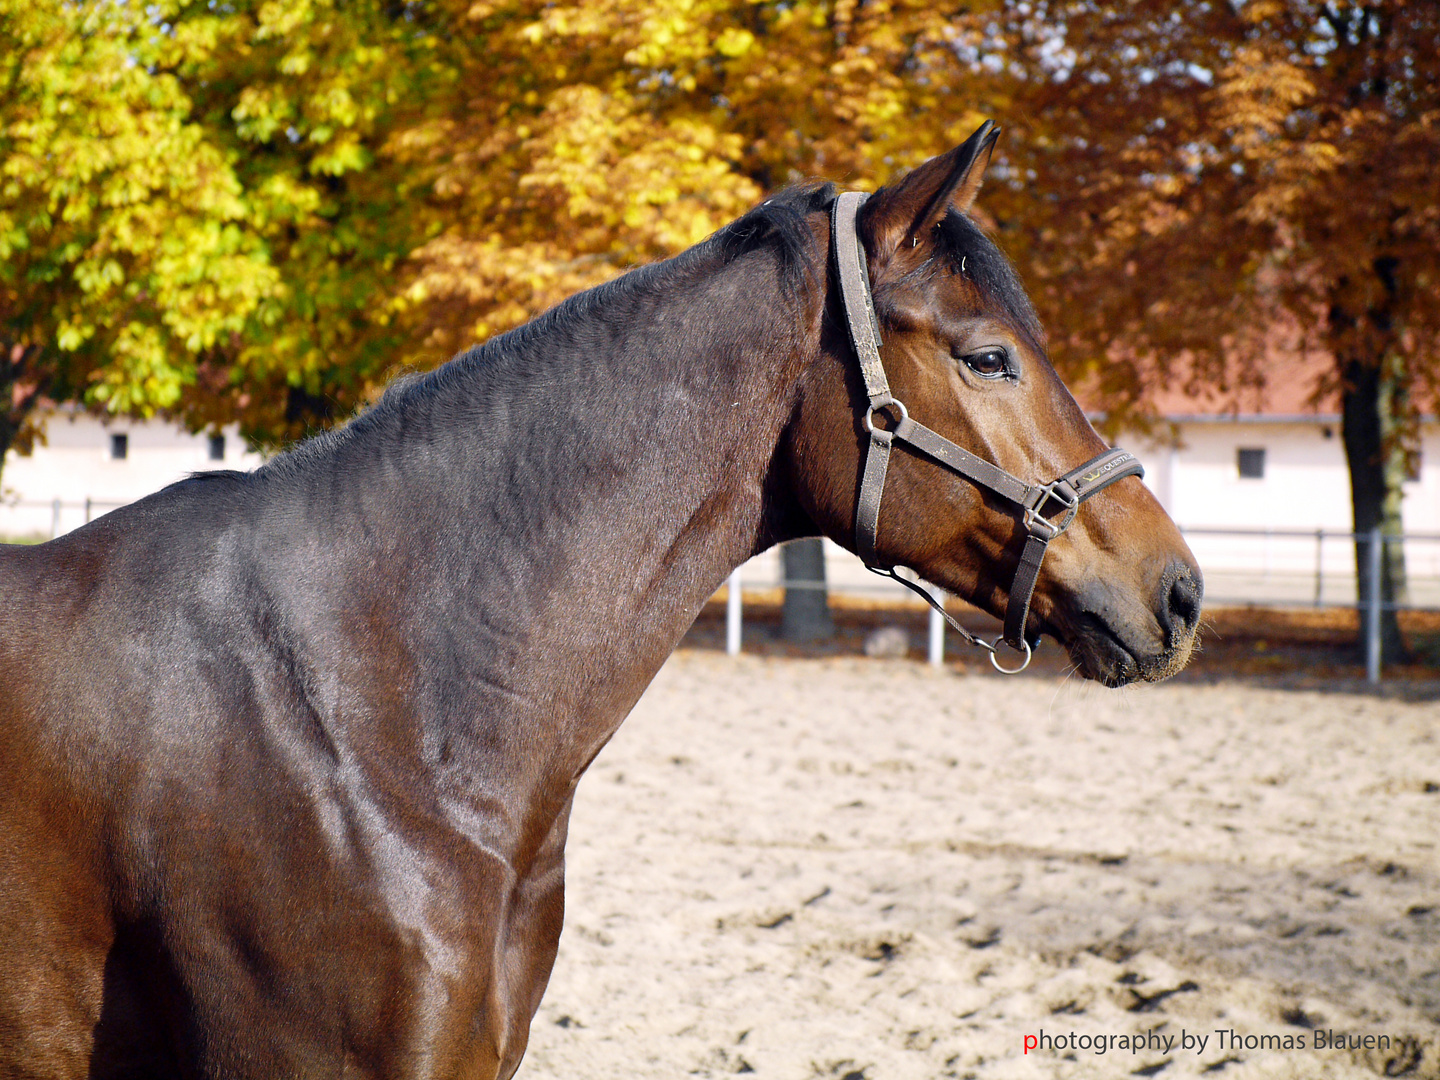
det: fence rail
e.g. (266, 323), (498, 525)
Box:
(1178, 526), (1440, 609)
(722, 527), (1438, 685)
(1, 497), (130, 538)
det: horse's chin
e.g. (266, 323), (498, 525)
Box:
(1057, 617), (1198, 688)
(1041, 560), (1203, 687)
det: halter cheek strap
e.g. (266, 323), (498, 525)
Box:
(831, 191), (1144, 671)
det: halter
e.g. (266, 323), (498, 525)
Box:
(831, 191), (1144, 674)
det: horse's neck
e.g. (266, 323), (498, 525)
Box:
(285, 263), (812, 774)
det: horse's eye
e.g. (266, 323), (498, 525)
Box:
(958, 348), (1010, 380)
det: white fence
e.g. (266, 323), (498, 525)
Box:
(1, 498), (131, 540)
(1182, 526), (1440, 609)
(725, 528), (1437, 684)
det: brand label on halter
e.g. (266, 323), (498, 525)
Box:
(1078, 452), (1137, 488)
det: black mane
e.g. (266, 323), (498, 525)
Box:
(252, 182), (837, 486)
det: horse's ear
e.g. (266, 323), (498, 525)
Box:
(863, 121), (1001, 257)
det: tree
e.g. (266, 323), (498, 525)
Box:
(960, 0), (1440, 662)
(1, 0), (454, 489)
(156, 0), (455, 448)
(0, 0), (278, 489)
(782, 538), (834, 642)
(388, 0), (1003, 365)
(385, 0), (1008, 627)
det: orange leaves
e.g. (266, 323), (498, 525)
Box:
(1215, 46), (1316, 153)
(976, 0), (1440, 429)
(1213, 42), (1344, 227)
(392, 0), (996, 370)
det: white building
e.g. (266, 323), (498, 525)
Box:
(1119, 352), (1440, 606)
(0, 410), (262, 540)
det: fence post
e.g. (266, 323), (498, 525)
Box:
(1366, 527), (1382, 685)
(84, 497), (92, 524)
(725, 567), (742, 657)
(1314, 528), (1323, 608)
(50, 498), (61, 539)
(927, 585), (945, 668)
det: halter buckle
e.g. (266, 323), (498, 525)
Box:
(1022, 480), (1080, 541)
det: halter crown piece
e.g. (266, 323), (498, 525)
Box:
(830, 191), (1144, 674)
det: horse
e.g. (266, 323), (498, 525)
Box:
(0, 122), (1201, 1079)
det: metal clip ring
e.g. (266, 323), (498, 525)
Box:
(863, 396), (909, 435)
(988, 637), (1033, 674)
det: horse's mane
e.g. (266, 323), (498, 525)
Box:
(253, 182), (837, 486)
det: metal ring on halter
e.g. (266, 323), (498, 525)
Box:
(863, 396), (909, 435)
(988, 636), (1032, 674)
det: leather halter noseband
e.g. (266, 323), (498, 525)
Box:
(830, 191), (1144, 673)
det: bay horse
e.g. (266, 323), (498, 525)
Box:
(0, 122), (1200, 1079)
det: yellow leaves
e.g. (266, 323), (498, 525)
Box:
(502, 82), (758, 254)
(72, 258), (125, 297)
(386, 0), (989, 370)
(279, 51), (313, 76)
(310, 136), (369, 176)
(623, 9), (705, 67)
(55, 320), (92, 353)
(0, 0), (283, 420)
(256, 0), (314, 41)
(713, 27), (755, 57)
(522, 4), (618, 46)
(233, 85), (294, 143)
(92, 322), (190, 414)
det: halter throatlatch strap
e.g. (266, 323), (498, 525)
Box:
(830, 192), (1145, 669)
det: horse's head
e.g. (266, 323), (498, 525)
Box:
(789, 122), (1202, 686)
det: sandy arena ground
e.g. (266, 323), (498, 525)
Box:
(522, 651), (1439, 1080)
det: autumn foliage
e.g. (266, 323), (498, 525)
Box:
(973, 0), (1439, 658)
(390, 0), (995, 366)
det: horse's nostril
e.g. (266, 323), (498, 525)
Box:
(1165, 563), (1204, 633)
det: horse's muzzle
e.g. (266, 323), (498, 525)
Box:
(1064, 559), (1204, 687)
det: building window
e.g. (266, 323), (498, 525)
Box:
(1237, 447), (1265, 479)
(208, 434), (226, 461)
(109, 433), (128, 461)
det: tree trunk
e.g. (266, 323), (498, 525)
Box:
(781, 537), (834, 642)
(0, 343), (47, 497)
(0, 396), (15, 495)
(1340, 352), (1411, 665)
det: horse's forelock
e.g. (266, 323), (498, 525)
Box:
(933, 212), (1046, 348)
